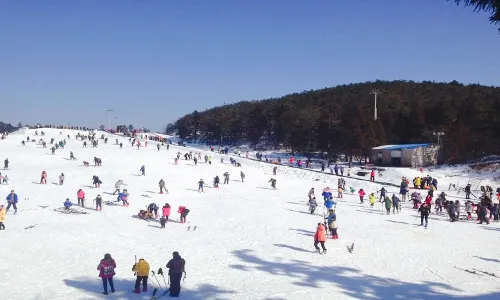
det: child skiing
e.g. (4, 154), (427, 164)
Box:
(240, 171), (245, 182)
(369, 193), (377, 207)
(77, 189), (85, 207)
(159, 179), (167, 194)
(308, 197), (318, 214)
(268, 178), (277, 189)
(59, 173), (65, 185)
(120, 190), (129, 206)
(40, 171), (47, 184)
(358, 189), (365, 204)
(198, 179), (204, 192)
(140, 165), (145, 176)
(64, 198), (72, 211)
(95, 194), (103, 211)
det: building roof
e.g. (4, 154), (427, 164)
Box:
(372, 143), (433, 150)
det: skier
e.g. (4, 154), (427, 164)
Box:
(161, 203), (171, 226)
(358, 189), (365, 204)
(369, 193), (377, 207)
(308, 188), (315, 201)
(95, 194), (103, 211)
(213, 176), (220, 188)
(465, 200), (473, 220)
(1, 174), (8, 185)
(166, 251), (186, 297)
(178, 206), (189, 223)
(478, 204), (490, 225)
(59, 173), (65, 185)
(193, 157), (198, 165)
(120, 190), (130, 206)
(6, 190), (18, 214)
(70, 151), (76, 160)
(313, 223), (327, 254)
(325, 209), (338, 239)
(140, 165), (145, 176)
(465, 184), (472, 199)
(337, 185), (343, 198)
(157, 144), (160, 151)
(383, 196), (392, 215)
(392, 194), (400, 213)
(119, 142), (123, 149)
(418, 202), (430, 227)
(113, 180), (125, 195)
(370, 169), (375, 182)
(132, 258), (150, 294)
(273, 166), (277, 175)
(40, 171), (47, 184)
(324, 197), (335, 212)
(240, 171), (245, 182)
(308, 197), (318, 214)
(92, 175), (101, 188)
(269, 178), (277, 189)
(159, 179), (167, 194)
(223, 172), (229, 184)
(379, 187), (387, 202)
(97, 253), (116, 295)
(198, 179), (204, 192)
(64, 198), (72, 211)
(77, 189), (86, 207)
(4, 158), (8, 170)
(0, 205), (5, 230)
(147, 203), (159, 219)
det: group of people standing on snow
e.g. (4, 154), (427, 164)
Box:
(97, 251), (186, 297)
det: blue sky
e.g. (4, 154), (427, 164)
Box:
(0, 1), (499, 131)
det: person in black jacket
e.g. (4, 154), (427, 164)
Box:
(418, 203), (430, 227)
(166, 251), (186, 297)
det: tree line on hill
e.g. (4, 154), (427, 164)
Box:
(166, 80), (500, 164)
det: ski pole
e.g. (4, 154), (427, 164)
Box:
(152, 270), (164, 290)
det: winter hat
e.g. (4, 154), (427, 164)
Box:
(104, 253), (111, 260)
(173, 251), (180, 257)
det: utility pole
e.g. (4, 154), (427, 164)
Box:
(370, 89), (380, 120)
(433, 131), (445, 164)
(107, 109), (114, 131)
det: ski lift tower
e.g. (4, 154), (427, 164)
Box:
(370, 89), (380, 120)
(433, 131), (445, 163)
(106, 109), (114, 131)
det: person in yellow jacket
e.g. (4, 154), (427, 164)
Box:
(369, 193), (377, 207)
(132, 258), (150, 294)
(0, 205), (6, 230)
(414, 177), (421, 189)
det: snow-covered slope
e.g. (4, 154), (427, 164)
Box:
(0, 128), (499, 300)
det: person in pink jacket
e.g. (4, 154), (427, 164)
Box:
(160, 203), (171, 228)
(358, 189), (366, 204)
(97, 253), (116, 295)
(77, 189), (85, 207)
(40, 171), (47, 184)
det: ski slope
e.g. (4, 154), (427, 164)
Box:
(0, 128), (499, 300)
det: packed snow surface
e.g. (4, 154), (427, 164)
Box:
(0, 128), (499, 300)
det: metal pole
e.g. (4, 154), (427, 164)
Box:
(107, 109), (113, 130)
(371, 89), (380, 120)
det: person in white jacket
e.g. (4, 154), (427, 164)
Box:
(113, 180), (126, 195)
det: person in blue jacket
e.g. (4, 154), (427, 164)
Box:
(140, 165), (145, 176)
(322, 188), (332, 201)
(6, 190), (18, 214)
(64, 198), (72, 211)
(324, 197), (335, 210)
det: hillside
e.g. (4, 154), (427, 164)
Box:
(167, 80), (500, 164)
(1, 128), (500, 299)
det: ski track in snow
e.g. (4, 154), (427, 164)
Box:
(0, 128), (499, 300)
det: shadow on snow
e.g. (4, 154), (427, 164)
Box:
(228, 249), (500, 299)
(63, 277), (236, 299)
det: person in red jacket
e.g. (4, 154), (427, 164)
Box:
(370, 170), (375, 182)
(97, 253), (116, 295)
(313, 223), (327, 254)
(178, 206), (190, 223)
(358, 189), (366, 204)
